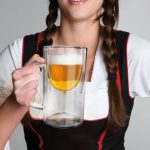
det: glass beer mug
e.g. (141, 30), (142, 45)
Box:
(30, 46), (87, 128)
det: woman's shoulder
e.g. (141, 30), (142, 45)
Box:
(127, 32), (150, 60)
(23, 31), (44, 41)
(0, 31), (43, 70)
(115, 29), (150, 60)
(8, 31), (44, 61)
(116, 29), (150, 47)
(12, 31), (44, 46)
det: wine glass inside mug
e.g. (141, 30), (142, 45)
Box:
(47, 53), (83, 92)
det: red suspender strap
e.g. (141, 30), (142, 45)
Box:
(98, 130), (107, 150)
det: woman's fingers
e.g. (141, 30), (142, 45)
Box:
(25, 54), (45, 66)
(12, 54), (45, 106)
(12, 70), (40, 105)
(14, 79), (38, 96)
(12, 65), (40, 81)
(16, 89), (37, 106)
(13, 71), (40, 90)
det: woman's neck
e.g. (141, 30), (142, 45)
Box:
(54, 18), (101, 55)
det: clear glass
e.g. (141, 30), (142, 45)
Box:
(30, 45), (87, 128)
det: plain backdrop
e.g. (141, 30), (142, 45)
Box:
(0, 0), (150, 149)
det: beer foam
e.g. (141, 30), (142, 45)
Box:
(49, 55), (83, 65)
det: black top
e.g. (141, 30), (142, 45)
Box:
(22, 31), (134, 150)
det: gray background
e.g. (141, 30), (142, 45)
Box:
(0, 0), (150, 149)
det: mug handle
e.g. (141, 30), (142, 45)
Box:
(30, 64), (45, 110)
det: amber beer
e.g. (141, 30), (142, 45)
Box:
(47, 54), (83, 92)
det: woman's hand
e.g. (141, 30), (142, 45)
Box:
(12, 54), (45, 106)
(0, 54), (45, 149)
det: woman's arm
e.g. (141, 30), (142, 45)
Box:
(0, 53), (45, 149)
(0, 94), (28, 150)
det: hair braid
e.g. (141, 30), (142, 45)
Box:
(101, 0), (128, 131)
(38, 0), (58, 56)
(44, 0), (58, 45)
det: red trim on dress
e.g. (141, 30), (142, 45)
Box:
(98, 130), (107, 150)
(116, 64), (121, 92)
(27, 121), (44, 150)
(36, 32), (44, 52)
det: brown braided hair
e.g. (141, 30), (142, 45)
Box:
(38, 0), (58, 56)
(101, 0), (128, 131)
(44, 0), (58, 45)
(43, 0), (128, 131)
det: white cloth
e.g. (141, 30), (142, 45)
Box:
(0, 33), (150, 121)
(127, 33), (150, 98)
(4, 141), (10, 150)
(0, 39), (22, 105)
(0, 40), (22, 150)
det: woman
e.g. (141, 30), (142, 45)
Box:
(0, 0), (150, 149)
